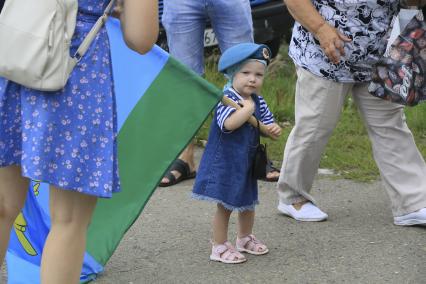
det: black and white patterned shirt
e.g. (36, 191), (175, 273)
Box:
(289, 0), (399, 82)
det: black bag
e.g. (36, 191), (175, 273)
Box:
(252, 119), (268, 179)
(368, 10), (426, 106)
(0, 0), (4, 13)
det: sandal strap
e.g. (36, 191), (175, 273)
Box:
(213, 243), (244, 261)
(213, 244), (228, 255)
(224, 241), (245, 259)
(266, 160), (280, 173)
(238, 234), (267, 252)
(169, 159), (191, 176)
(163, 171), (177, 183)
(221, 249), (239, 261)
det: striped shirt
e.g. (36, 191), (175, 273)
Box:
(216, 88), (274, 132)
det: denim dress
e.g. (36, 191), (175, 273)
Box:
(192, 91), (263, 211)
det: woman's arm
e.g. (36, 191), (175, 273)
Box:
(401, 0), (426, 7)
(284, 0), (325, 35)
(284, 0), (351, 64)
(119, 0), (159, 54)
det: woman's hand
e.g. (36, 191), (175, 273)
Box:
(284, 0), (351, 64)
(314, 23), (352, 64)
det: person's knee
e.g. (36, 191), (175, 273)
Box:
(49, 187), (97, 231)
(50, 208), (93, 232)
(293, 123), (334, 142)
(50, 214), (91, 233)
(0, 200), (23, 223)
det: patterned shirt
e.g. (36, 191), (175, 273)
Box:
(216, 88), (274, 132)
(289, 0), (399, 82)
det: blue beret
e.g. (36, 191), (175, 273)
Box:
(218, 43), (271, 73)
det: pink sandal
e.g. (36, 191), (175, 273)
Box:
(236, 234), (269, 255)
(210, 241), (247, 264)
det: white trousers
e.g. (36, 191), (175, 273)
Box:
(277, 68), (426, 216)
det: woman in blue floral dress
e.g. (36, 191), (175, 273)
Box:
(0, 0), (158, 282)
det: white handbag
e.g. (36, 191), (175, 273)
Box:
(0, 0), (115, 91)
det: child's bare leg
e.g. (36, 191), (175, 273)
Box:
(0, 165), (29, 266)
(40, 186), (97, 284)
(237, 210), (255, 238)
(237, 209), (268, 255)
(212, 203), (232, 244)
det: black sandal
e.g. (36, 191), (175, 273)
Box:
(159, 159), (196, 187)
(263, 160), (280, 182)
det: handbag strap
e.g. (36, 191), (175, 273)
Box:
(68, 0), (116, 71)
(255, 117), (261, 145)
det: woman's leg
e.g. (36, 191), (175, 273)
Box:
(277, 68), (350, 205)
(212, 204), (232, 244)
(353, 83), (426, 217)
(40, 186), (97, 284)
(237, 210), (254, 238)
(0, 165), (29, 266)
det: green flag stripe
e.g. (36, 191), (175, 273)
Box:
(86, 57), (222, 265)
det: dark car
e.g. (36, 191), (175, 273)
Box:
(0, 0), (293, 57)
(157, 0), (294, 58)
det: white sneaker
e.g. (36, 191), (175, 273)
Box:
(277, 201), (328, 222)
(394, 208), (426, 226)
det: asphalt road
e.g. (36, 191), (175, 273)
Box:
(2, 148), (425, 284)
(89, 178), (425, 284)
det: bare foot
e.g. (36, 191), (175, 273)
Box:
(161, 170), (181, 184)
(160, 159), (195, 185)
(266, 170), (280, 181)
(292, 200), (309, 210)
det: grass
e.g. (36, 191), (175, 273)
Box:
(196, 43), (426, 182)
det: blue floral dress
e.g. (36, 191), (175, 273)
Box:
(0, 0), (120, 198)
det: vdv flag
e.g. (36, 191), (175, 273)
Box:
(6, 19), (222, 283)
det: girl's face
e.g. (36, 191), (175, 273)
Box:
(232, 60), (265, 98)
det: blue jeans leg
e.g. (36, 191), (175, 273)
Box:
(162, 0), (254, 75)
(207, 0), (253, 52)
(161, 0), (207, 75)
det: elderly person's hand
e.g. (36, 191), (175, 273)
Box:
(314, 22), (352, 64)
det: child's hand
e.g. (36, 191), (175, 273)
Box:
(239, 99), (255, 114)
(266, 123), (282, 139)
(223, 98), (256, 131)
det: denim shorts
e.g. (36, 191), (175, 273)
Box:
(161, 0), (253, 75)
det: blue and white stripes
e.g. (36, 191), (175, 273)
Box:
(216, 88), (274, 132)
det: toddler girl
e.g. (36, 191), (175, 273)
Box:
(192, 43), (282, 264)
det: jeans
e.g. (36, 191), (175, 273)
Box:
(162, 0), (253, 75)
